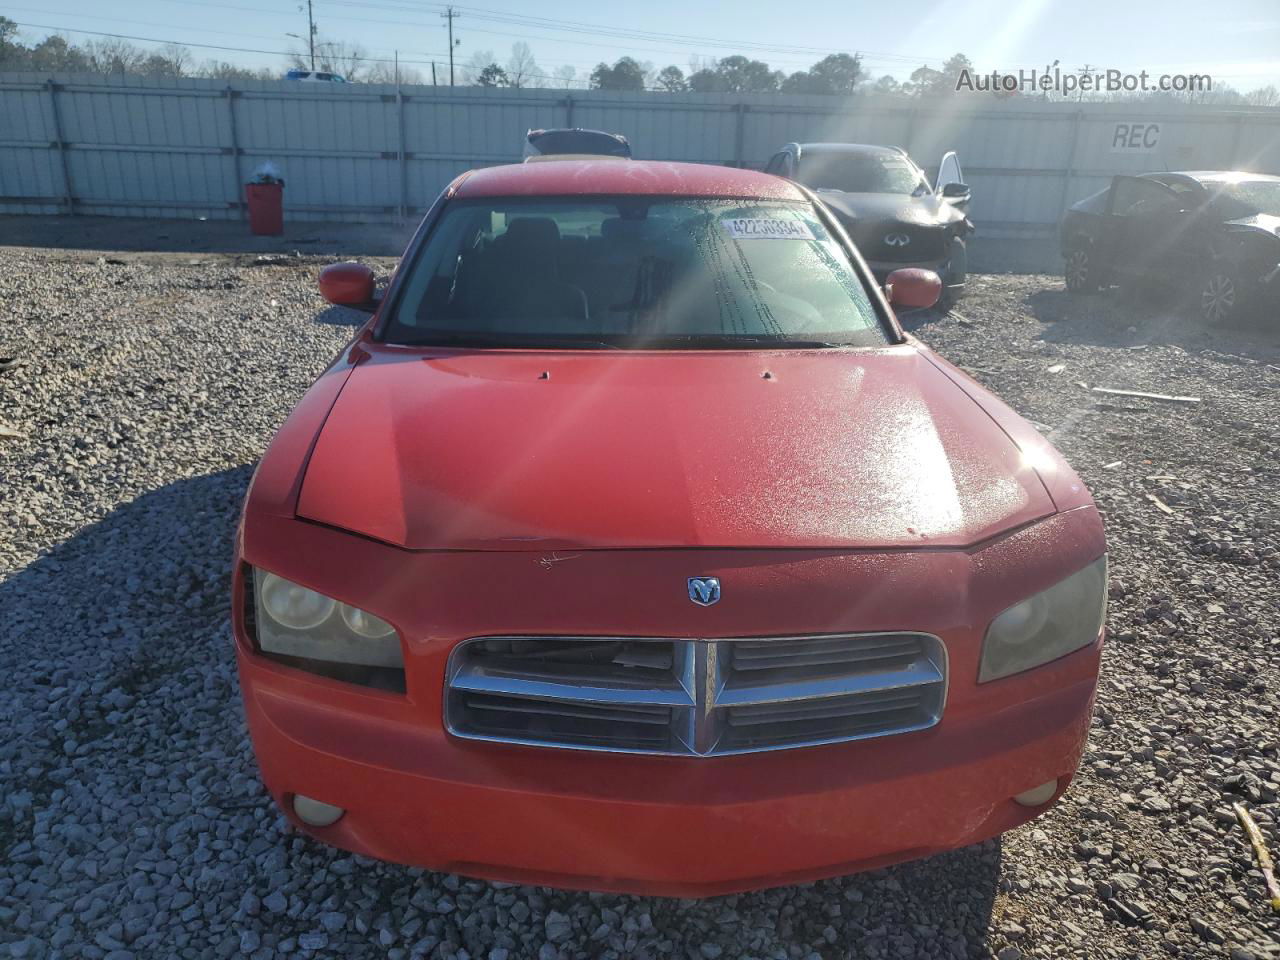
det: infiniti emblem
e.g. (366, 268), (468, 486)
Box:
(688, 577), (721, 606)
(884, 232), (911, 247)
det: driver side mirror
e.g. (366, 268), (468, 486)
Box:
(941, 182), (971, 201)
(319, 262), (379, 313)
(884, 268), (942, 310)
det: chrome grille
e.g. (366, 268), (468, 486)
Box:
(446, 634), (945, 756)
(845, 219), (946, 263)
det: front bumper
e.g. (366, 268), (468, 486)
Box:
(234, 508), (1105, 897)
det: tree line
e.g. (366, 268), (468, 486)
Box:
(2, 19), (1276, 106)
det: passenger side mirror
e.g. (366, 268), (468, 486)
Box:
(884, 268), (942, 310)
(319, 262), (378, 312)
(941, 182), (971, 201)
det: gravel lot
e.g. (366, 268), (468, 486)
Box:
(1, 243), (1278, 960)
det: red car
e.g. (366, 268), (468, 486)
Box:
(233, 160), (1107, 897)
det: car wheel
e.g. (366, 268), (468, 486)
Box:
(1064, 246), (1099, 293)
(1200, 266), (1246, 324)
(940, 238), (967, 305)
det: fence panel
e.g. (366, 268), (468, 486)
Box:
(2, 73), (1279, 235)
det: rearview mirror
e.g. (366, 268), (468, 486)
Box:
(941, 182), (971, 200)
(319, 262), (378, 312)
(884, 268), (942, 310)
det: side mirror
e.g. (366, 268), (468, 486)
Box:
(941, 182), (971, 200)
(319, 262), (378, 312)
(884, 268), (942, 310)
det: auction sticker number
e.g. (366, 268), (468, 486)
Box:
(722, 218), (816, 240)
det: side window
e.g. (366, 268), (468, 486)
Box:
(1158, 179), (1203, 207)
(765, 152), (791, 177)
(1110, 178), (1181, 218)
(937, 151), (963, 188)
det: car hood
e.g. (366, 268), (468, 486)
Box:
(295, 346), (1055, 550)
(815, 190), (966, 228)
(1223, 213), (1280, 237)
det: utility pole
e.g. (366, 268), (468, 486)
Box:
(1077, 63), (1095, 102)
(291, 1), (318, 70)
(441, 5), (459, 86)
(431, 61), (438, 86)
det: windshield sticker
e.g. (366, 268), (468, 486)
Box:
(721, 218), (816, 240)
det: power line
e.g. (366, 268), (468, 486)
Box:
(4, 19), (620, 87)
(65, 0), (950, 76)
(1, 4), (289, 45)
(10, 1), (448, 60)
(9, 19), (441, 68)
(341, 0), (895, 58)
(323, 0), (1003, 75)
(9, 14), (1042, 89)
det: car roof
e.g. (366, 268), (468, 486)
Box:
(1147, 170), (1280, 185)
(453, 160), (807, 200)
(792, 143), (907, 157)
(528, 127), (628, 142)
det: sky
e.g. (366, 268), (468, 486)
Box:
(6, 0), (1280, 91)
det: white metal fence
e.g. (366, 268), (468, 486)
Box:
(3, 72), (1280, 236)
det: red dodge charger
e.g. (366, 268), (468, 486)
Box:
(232, 160), (1107, 897)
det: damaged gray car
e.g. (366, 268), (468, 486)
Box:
(1060, 171), (1280, 324)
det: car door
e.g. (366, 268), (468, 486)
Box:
(936, 151), (963, 190)
(1149, 176), (1212, 281)
(935, 151), (971, 209)
(1105, 176), (1186, 281)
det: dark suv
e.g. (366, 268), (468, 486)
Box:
(765, 142), (974, 297)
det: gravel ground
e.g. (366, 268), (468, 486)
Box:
(1, 248), (1278, 960)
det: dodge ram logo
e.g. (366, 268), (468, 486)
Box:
(688, 577), (721, 606)
(884, 232), (911, 247)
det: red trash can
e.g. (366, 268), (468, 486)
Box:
(245, 182), (284, 236)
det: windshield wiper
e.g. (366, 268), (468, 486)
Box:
(396, 332), (624, 350)
(655, 335), (850, 349)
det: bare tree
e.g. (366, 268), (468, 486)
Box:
(506, 42), (539, 88)
(289, 38), (368, 80)
(686, 54), (715, 77)
(552, 64), (577, 88)
(141, 42), (193, 77)
(160, 42), (193, 76)
(83, 37), (147, 74)
(1244, 84), (1280, 107)
(200, 60), (277, 81)
(366, 60), (424, 85)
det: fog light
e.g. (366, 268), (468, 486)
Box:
(1013, 779), (1059, 807)
(292, 794), (344, 827)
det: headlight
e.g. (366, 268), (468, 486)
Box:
(252, 569), (402, 669)
(978, 556), (1107, 683)
(260, 572), (335, 630)
(340, 603), (395, 639)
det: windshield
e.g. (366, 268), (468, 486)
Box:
(795, 151), (928, 196)
(382, 197), (888, 349)
(1207, 180), (1280, 219)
